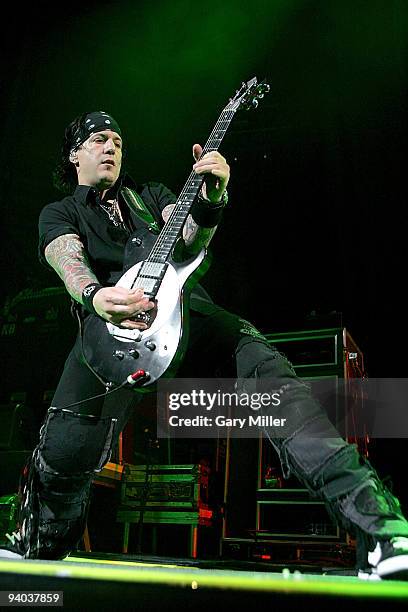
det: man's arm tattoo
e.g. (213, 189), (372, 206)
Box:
(162, 204), (216, 255)
(182, 214), (216, 253)
(44, 234), (99, 304)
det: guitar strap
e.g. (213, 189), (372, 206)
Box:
(120, 186), (161, 234)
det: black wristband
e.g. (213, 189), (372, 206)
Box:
(82, 283), (103, 315)
(190, 191), (228, 228)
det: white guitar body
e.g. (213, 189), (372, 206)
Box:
(107, 250), (206, 382)
(82, 249), (207, 388)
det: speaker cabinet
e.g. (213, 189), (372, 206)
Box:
(222, 327), (363, 558)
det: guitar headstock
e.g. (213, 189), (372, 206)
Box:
(227, 77), (270, 112)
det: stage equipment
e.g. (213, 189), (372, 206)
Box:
(116, 463), (214, 558)
(0, 286), (76, 405)
(222, 326), (366, 565)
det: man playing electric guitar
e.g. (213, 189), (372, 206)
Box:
(2, 103), (408, 582)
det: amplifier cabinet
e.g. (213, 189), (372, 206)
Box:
(264, 326), (364, 379)
(222, 327), (363, 559)
(119, 464), (210, 515)
(0, 286), (77, 403)
(116, 463), (213, 558)
(256, 488), (347, 543)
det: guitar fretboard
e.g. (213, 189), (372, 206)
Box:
(146, 107), (237, 265)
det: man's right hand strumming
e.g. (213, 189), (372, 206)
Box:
(93, 286), (155, 330)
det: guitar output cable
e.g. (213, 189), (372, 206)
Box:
(51, 369), (150, 412)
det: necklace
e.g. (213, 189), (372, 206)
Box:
(99, 198), (125, 227)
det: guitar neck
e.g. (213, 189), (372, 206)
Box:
(146, 106), (237, 265)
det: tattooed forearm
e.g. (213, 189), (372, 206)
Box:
(44, 234), (99, 303)
(182, 214), (216, 254)
(162, 204), (217, 256)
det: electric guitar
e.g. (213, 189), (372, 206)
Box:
(82, 77), (270, 389)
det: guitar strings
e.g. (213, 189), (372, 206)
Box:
(149, 108), (235, 261)
(135, 109), (234, 297)
(137, 107), (236, 291)
(129, 109), (230, 291)
(145, 109), (234, 267)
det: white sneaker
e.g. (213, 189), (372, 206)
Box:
(360, 536), (408, 581)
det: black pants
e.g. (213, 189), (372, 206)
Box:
(22, 307), (408, 562)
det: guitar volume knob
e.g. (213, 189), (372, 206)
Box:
(144, 341), (156, 351)
(128, 349), (140, 358)
(113, 350), (125, 360)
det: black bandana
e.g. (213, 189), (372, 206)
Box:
(70, 111), (122, 152)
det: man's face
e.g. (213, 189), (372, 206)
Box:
(75, 129), (123, 190)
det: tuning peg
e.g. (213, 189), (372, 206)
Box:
(252, 99), (259, 109)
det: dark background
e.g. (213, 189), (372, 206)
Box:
(1, 1), (408, 512)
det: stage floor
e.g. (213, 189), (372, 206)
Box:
(1, 553), (408, 610)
